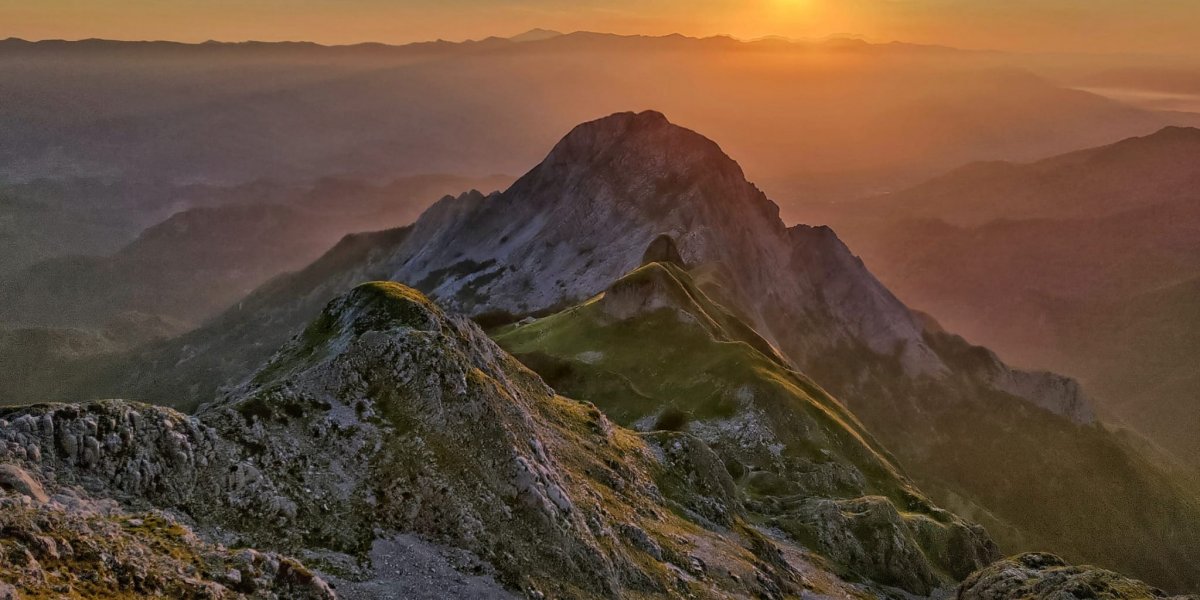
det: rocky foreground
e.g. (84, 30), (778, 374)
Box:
(0, 283), (874, 598)
(0, 282), (1186, 598)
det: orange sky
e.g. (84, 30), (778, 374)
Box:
(3, 0), (1199, 55)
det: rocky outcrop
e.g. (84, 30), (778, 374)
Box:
(957, 553), (1200, 600)
(0, 465), (334, 599)
(641, 234), (686, 268)
(0, 282), (900, 598)
(990, 366), (1095, 425)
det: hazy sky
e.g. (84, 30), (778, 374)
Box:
(3, 0), (1199, 54)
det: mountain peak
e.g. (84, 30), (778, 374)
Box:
(342, 281), (443, 331)
(521, 110), (758, 211)
(248, 281), (450, 383)
(1150, 125), (1200, 140)
(545, 110), (702, 158)
(509, 28), (564, 43)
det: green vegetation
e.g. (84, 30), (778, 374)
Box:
(495, 262), (992, 589)
(497, 263), (906, 498)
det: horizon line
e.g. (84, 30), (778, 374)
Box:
(0, 30), (973, 52)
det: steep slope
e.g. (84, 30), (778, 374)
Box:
(795, 127), (1200, 464)
(354, 111), (1082, 422)
(1056, 277), (1200, 460)
(330, 111), (1192, 590)
(71, 112), (1076, 418)
(341, 113), (926, 378)
(496, 262), (998, 592)
(0, 282), (948, 598)
(493, 259), (1200, 593)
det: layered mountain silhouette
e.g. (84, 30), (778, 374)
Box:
(3, 35), (1195, 201)
(802, 126), (1200, 464)
(0, 174), (508, 332)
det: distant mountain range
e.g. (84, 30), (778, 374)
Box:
(2, 32), (1195, 203)
(0, 174), (510, 332)
(508, 28), (564, 43)
(7, 111), (1198, 594)
(801, 125), (1200, 465)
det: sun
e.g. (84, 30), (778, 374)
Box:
(765, 0), (815, 21)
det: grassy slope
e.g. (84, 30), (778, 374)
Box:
(496, 264), (901, 485)
(495, 263), (993, 590)
(496, 263), (1200, 593)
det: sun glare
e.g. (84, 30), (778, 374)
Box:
(771, 0), (811, 12)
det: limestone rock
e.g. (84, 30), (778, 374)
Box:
(0, 465), (47, 504)
(958, 553), (1200, 600)
(0, 282), (896, 598)
(640, 234), (686, 268)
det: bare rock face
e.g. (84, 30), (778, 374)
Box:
(640, 234), (686, 268)
(989, 367), (1096, 425)
(957, 553), (1200, 600)
(0, 465), (47, 503)
(203, 282), (626, 594)
(0, 482), (335, 598)
(3, 111), (1138, 595)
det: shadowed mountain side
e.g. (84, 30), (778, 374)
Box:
(0, 174), (511, 332)
(796, 126), (1200, 465)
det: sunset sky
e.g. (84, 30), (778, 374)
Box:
(3, 0), (1199, 55)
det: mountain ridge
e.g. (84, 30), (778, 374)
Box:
(800, 124), (1200, 464)
(0, 281), (987, 598)
(12, 110), (1200, 591)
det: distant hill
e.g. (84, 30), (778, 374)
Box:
(798, 126), (1200, 464)
(0, 174), (510, 331)
(2, 34), (1195, 202)
(509, 28), (563, 43)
